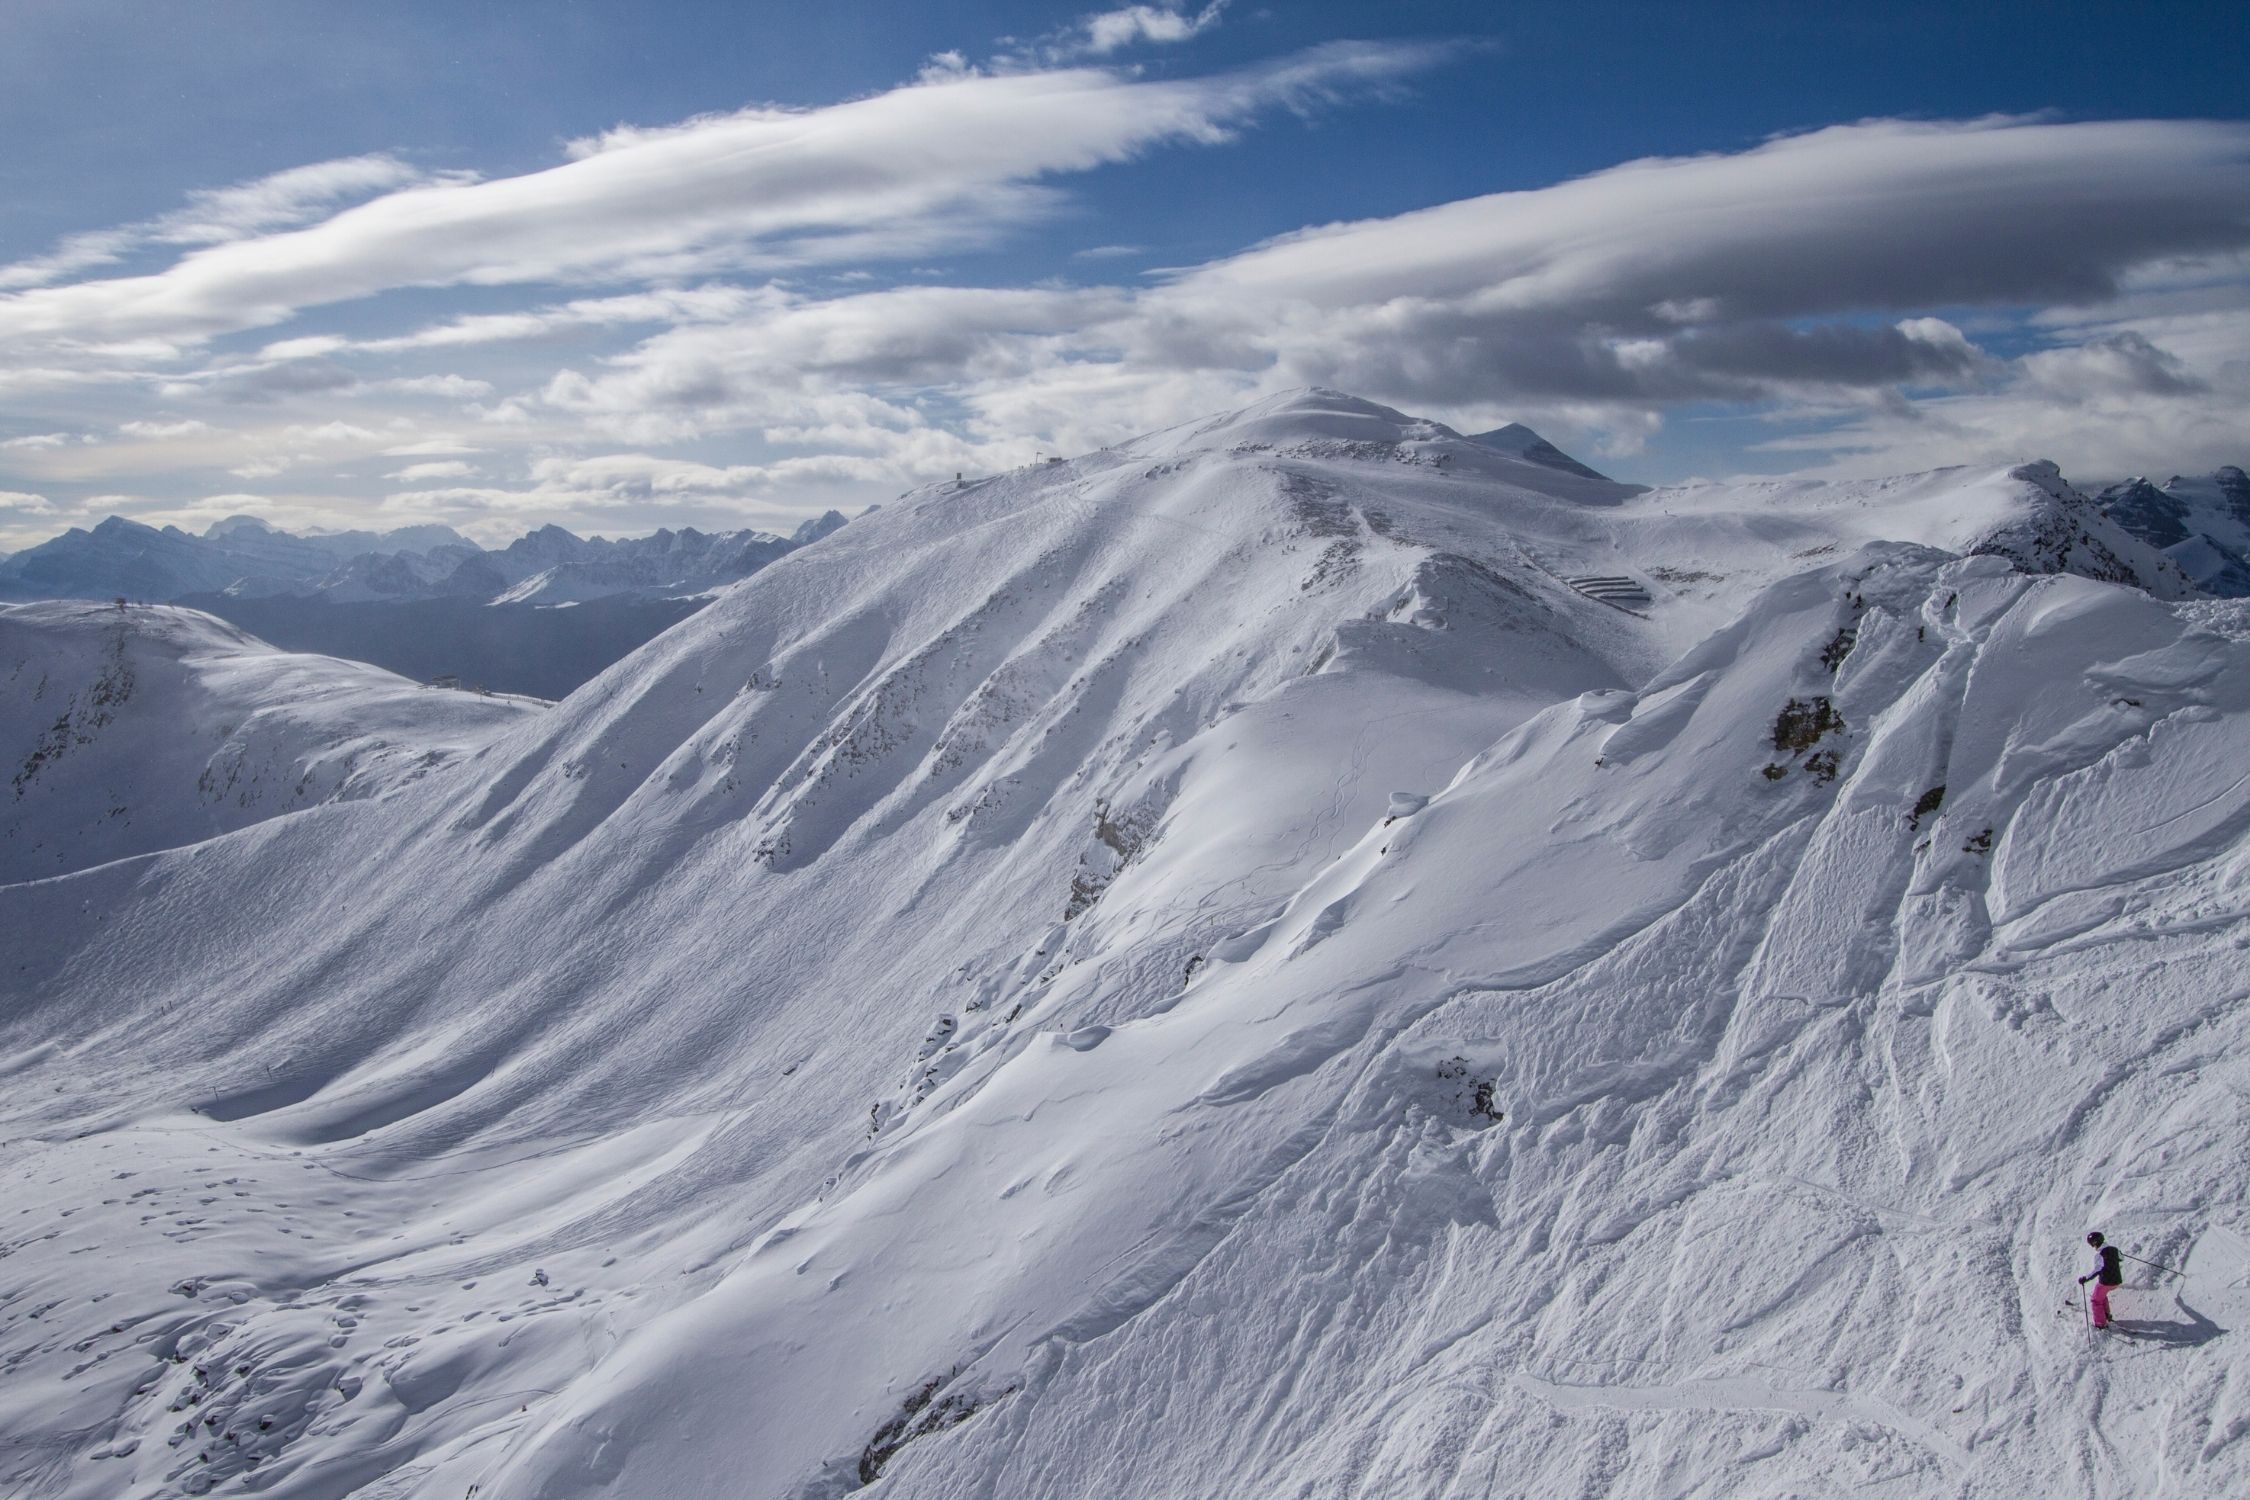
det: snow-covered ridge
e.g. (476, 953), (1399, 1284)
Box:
(0, 601), (542, 884)
(0, 390), (2245, 1499)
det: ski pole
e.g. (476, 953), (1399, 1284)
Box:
(2118, 1250), (2185, 1279)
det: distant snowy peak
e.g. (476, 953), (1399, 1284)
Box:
(487, 524), (804, 604)
(792, 508), (849, 546)
(2096, 465), (2250, 596)
(310, 545), (483, 603)
(0, 513), (455, 605)
(0, 515), (252, 602)
(1465, 420), (1617, 482)
(200, 513), (281, 539)
(202, 513), (470, 559)
(0, 509), (849, 608)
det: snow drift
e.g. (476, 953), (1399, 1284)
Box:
(1, 391), (2245, 1499)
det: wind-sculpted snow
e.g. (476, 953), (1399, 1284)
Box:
(0, 391), (2244, 1498)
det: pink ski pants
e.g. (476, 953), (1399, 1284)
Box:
(2090, 1281), (2113, 1328)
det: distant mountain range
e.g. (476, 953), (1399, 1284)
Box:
(0, 508), (849, 607)
(0, 508), (852, 695)
(2095, 466), (2250, 596)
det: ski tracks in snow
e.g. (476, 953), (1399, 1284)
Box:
(1509, 1368), (1972, 1475)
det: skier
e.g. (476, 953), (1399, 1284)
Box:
(2079, 1231), (2124, 1329)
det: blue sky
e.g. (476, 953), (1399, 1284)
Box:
(1, 0), (2245, 547)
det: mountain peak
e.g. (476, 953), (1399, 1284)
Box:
(1465, 422), (1615, 482)
(791, 509), (849, 546)
(1131, 386), (1451, 457)
(204, 514), (279, 539)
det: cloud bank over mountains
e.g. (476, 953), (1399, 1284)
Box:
(2, 19), (2246, 548)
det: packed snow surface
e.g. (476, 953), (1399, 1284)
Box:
(2, 391), (2246, 1498)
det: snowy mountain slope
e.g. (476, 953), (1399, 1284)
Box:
(2098, 467), (2250, 596)
(493, 548), (2250, 1500)
(0, 390), (2243, 1500)
(0, 601), (543, 883)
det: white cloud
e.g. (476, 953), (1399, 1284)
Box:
(356, 285), (764, 353)
(217, 420), (405, 481)
(0, 491), (65, 549)
(997, 3), (1229, 67)
(2018, 331), (2205, 401)
(0, 46), (1434, 356)
(8, 108), (2247, 542)
(375, 374), (496, 398)
(260, 335), (351, 360)
(0, 155), (434, 291)
(1, 433), (74, 450)
(516, 117), (2250, 485)
(1133, 117), (2250, 408)
(381, 438), (483, 457)
(535, 283), (1127, 465)
(160, 156), (444, 246)
(524, 453), (775, 501)
(1076, 4), (1228, 57)
(118, 419), (212, 439)
(1746, 315), (2249, 479)
(387, 460), (478, 481)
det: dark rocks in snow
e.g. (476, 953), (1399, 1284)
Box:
(1435, 1057), (1505, 1126)
(1065, 795), (1162, 920)
(1771, 696), (1843, 754)
(856, 1374), (999, 1487)
(1970, 461), (2195, 598)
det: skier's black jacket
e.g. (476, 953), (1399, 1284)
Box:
(2089, 1246), (2122, 1286)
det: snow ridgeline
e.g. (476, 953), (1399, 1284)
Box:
(1, 391), (2245, 1498)
(0, 601), (544, 885)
